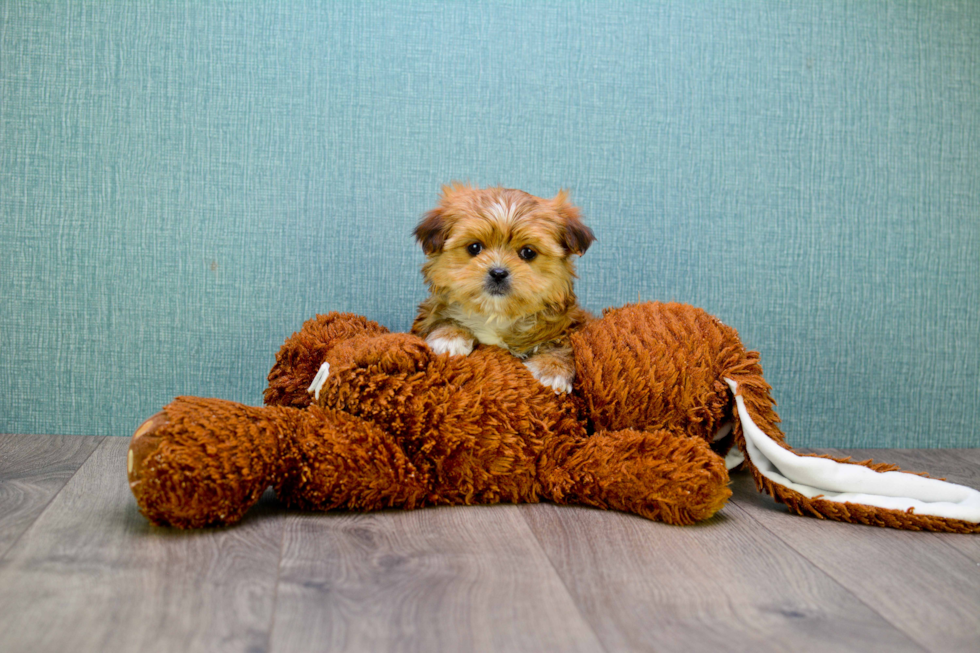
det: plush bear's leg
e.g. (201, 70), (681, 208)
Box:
(543, 428), (732, 525)
(129, 396), (429, 528)
(273, 403), (429, 513)
(128, 397), (290, 528)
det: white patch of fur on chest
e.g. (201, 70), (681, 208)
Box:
(447, 306), (525, 349)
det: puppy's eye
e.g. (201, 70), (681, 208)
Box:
(466, 242), (483, 256)
(518, 246), (537, 261)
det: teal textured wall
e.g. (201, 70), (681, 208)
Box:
(1, 1), (978, 446)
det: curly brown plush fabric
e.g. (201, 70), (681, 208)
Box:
(128, 302), (979, 533)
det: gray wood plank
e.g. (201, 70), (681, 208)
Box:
(520, 501), (922, 653)
(729, 448), (980, 653)
(270, 504), (604, 653)
(0, 437), (285, 653)
(0, 434), (103, 560)
(2, 438), (973, 653)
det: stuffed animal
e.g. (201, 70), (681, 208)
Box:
(127, 302), (980, 532)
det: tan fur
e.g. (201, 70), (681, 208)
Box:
(412, 185), (595, 391)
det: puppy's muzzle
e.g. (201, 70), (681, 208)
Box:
(484, 267), (511, 296)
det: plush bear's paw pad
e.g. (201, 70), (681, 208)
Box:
(128, 411), (169, 487)
(307, 361), (331, 400)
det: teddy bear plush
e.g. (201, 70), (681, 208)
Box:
(127, 302), (980, 533)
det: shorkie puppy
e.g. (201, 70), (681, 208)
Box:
(412, 184), (595, 394)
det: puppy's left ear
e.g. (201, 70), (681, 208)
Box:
(552, 190), (595, 256)
(414, 206), (449, 255)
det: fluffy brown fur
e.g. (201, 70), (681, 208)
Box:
(128, 302), (979, 533)
(412, 184), (594, 394)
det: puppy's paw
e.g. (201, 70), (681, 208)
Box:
(426, 332), (475, 357)
(523, 358), (574, 394)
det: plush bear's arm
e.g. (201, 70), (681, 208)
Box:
(265, 312), (389, 408)
(542, 427), (731, 525)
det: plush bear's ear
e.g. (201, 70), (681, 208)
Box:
(413, 206), (449, 255)
(552, 190), (595, 256)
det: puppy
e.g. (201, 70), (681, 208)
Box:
(412, 184), (595, 394)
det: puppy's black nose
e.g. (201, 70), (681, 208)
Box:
(488, 267), (509, 282)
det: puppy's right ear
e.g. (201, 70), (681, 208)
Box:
(414, 206), (449, 255)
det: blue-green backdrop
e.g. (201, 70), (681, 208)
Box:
(1, 1), (978, 446)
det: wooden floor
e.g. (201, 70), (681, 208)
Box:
(0, 435), (977, 653)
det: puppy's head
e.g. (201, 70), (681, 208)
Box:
(414, 184), (595, 319)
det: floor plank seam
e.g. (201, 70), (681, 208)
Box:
(934, 535), (980, 566)
(0, 435), (106, 563)
(263, 507), (288, 653)
(518, 504), (612, 653)
(724, 499), (933, 653)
